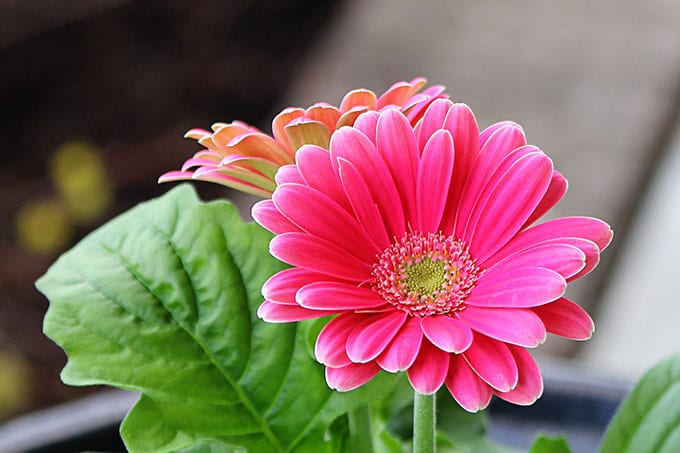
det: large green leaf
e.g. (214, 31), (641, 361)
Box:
(599, 353), (680, 453)
(37, 185), (395, 452)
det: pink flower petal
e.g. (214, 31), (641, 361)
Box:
(346, 311), (408, 363)
(407, 339), (450, 394)
(462, 334), (518, 392)
(457, 306), (546, 347)
(522, 170), (568, 228)
(458, 147), (541, 238)
(494, 345), (543, 405)
(563, 238), (600, 281)
(485, 217), (613, 268)
(445, 353), (493, 412)
(376, 109), (420, 226)
(295, 145), (352, 210)
(405, 84), (447, 124)
(454, 124), (527, 238)
(275, 164), (305, 185)
(297, 282), (387, 310)
(444, 103), (480, 179)
(270, 232), (372, 281)
(251, 200), (302, 235)
(466, 153), (553, 263)
(484, 243), (586, 280)
(532, 297), (594, 340)
(482, 230), (608, 279)
(417, 129), (455, 232)
(272, 183), (380, 261)
(416, 99), (453, 150)
(326, 362), (381, 391)
(189, 171), (274, 198)
(354, 110), (380, 144)
(466, 267), (566, 308)
(330, 127), (406, 238)
(257, 301), (333, 322)
(420, 315), (473, 353)
(478, 121), (523, 148)
(439, 103), (480, 234)
(337, 158), (391, 249)
(316, 312), (369, 367)
(181, 157), (219, 171)
(158, 170), (197, 183)
(262, 268), (336, 305)
(377, 316), (424, 372)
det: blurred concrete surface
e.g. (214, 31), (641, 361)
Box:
(285, 0), (680, 371)
(582, 117), (680, 379)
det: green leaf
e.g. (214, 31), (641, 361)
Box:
(599, 353), (680, 453)
(528, 435), (571, 453)
(37, 184), (396, 452)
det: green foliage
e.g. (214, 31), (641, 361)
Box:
(368, 375), (518, 453)
(599, 353), (680, 453)
(528, 436), (571, 453)
(37, 185), (396, 452)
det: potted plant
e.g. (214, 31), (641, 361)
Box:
(29, 78), (680, 452)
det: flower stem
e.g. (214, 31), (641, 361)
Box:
(413, 392), (436, 453)
(348, 405), (374, 453)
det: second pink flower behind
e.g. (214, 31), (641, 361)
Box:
(253, 99), (612, 412)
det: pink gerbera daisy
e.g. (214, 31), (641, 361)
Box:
(159, 78), (445, 197)
(252, 99), (612, 412)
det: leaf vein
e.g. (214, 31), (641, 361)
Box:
(147, 223), (284, 451)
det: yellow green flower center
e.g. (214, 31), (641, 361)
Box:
(371, 231), (480, 317)
(403, 257), (448, 297)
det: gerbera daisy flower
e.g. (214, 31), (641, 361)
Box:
(252, 99), (612, 412)
(158, 78), (445, 197)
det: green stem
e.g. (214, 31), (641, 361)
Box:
(348, 405), (374, 453)
(413, 392), (436, 453)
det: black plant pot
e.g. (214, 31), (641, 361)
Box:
(487, 359), (630, 452)
(0, 361), (629, 453)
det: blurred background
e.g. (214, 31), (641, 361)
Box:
(1, 0), (680, 431)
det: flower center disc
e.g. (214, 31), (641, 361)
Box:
(403, 258), (448, 297)
(371, 232), (480, 317)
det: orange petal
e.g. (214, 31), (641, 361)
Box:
(193, 150), (222, 161)
(221, 155), (280, 179)
(193, 171), (274, 198)
(340, 89), (377, 113)
(285, 120), (331, 151)
(229, 132), (293, 165)
(272, 107), (305, 152)
(184, 128), (212, 140)
(377, 81), (412, 109)
(197, 135), (222, 153)
(305, 103), (341, 134)
(210, 122), (228, 131)
(336, 106), (369, 128)
(407, 77), (427, 96)
(212, 123), (256, 149)
(195, 165), (277, 193)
